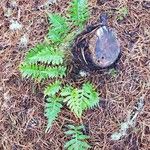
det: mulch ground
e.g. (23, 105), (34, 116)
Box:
(0, 0), (150, 150)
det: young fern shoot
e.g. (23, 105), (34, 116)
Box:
(64, 125), (91, 150)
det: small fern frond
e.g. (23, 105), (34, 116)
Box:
(24, 44), (64, 65)
(20, 63), (66, 81)
(61, 83), (100, 118)
(69, 0), (89, 27)
(116, 6), (128, 21)
(63, 87), (83, 118)
(64, 125), (91, 150)
(48, 14), (70, 43)
(44, 96), (63, 132)
(44, 80), (62, 96)
(82, 82), (100, 109)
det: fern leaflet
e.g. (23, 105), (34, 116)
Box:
(48, 14), (70, 43)
(64, 125), (91, 150)
(44, 80), (62, 96)
(24, 44), (64, 65)
(20, 63), (66, 81)
(69, 0), (89, 27)
(82, 82), (100, 109)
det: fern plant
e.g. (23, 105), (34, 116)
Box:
(61, 82), (99, 118)
(19, 0), (99, 141)
(64, 125), (91, 150)
(44, 81), (63, 132)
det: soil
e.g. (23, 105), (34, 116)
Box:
(0, 0), (150, 150)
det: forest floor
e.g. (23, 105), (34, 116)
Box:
(0, 0), (150, 150)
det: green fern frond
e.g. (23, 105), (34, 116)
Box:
(62, 87), (83, 118)
(20, 63), (66, 81)
(44, 96), (63, 132)
(69, 0), (89, 27)
(24, 44), (64, 65)
(48, 14), (70, 43)
(44, 80), (62, 96)
(82, 82), (100, 109)
(61, 82), (99, 118)
(116, 6), (128, 21)
(64, 125), (91, 150)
